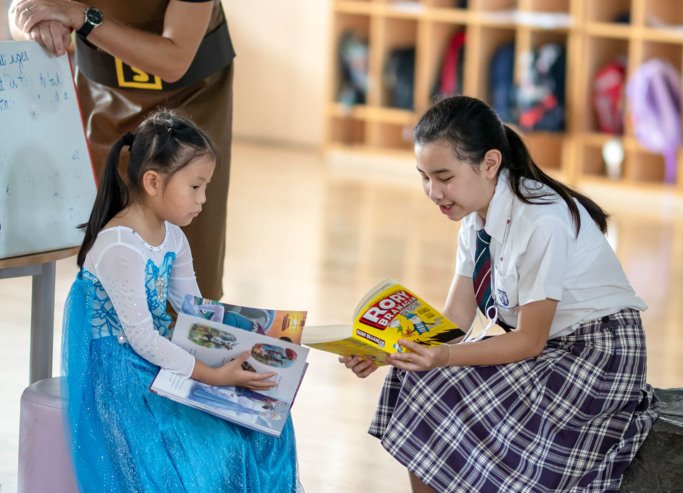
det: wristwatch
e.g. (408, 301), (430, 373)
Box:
(76, 7), (103, 39)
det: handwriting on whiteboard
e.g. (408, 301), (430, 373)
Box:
(0, 40), (96, 258)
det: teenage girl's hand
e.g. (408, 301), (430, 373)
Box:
(192, 352), (277, 390)
(386, 339), (450, 371)
(339, 355), (379, 378)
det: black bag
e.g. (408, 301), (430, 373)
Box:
(384, 47), (415, 109)
(337, 31), (369, 106)
(489, 42), (516, 124)
(516, 43), (566, 131)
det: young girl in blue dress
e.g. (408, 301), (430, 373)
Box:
(62, 110), (300, 492)
(342, 95), (658, 492)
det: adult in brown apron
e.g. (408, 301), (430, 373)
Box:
(9, 0), (234, 300)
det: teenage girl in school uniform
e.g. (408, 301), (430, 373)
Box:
(342, 95), (658, 492)
(62, 110), (300, 492)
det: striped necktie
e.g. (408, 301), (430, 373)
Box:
(473, 228), (513, 332)
(473, 229), (494, 317)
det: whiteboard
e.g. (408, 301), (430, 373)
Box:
(0, 40), (96, 259)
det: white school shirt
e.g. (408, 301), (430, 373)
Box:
(83, 223), (200, 377)
(456, 170), (646, 339)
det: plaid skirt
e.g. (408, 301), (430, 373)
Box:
(369, 309), (659, 492)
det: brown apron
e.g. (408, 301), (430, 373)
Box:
(74, 0), (233, 299)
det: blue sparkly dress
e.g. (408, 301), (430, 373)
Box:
(61, 224), (299, 492)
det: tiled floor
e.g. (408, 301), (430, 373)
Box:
(1, 142), (681, 492)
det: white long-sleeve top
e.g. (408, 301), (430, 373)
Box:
(83, 223), (201, 377)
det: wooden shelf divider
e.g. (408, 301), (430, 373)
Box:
(326, 0), (683, 193)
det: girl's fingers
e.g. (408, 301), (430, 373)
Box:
(247, 379), (277, 390)
(396, 339), (425, 354)
(250, 371), (276, 381)
(358, 363), (379, 378)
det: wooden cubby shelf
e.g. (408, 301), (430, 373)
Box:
(325, 0), (683, 193)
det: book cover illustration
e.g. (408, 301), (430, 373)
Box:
(304, 279), (466, 364)
(181, 295), (307, 344)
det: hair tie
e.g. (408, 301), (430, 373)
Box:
(122, 132), (135, 148)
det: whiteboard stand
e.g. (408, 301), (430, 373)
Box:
(0, 247), (77, 383)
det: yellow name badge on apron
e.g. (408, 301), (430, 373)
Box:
(114, 58), (162, 90)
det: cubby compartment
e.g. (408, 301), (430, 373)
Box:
(423, 22), (468, 103)
(329, 114), (368, 146)
(475, 0), (518, 12)
(641, 41), (683, 71)
(581, 37), (629, 133)
(513, 32), (569, 133)
(368, 122), (415, 151)
(333, 14), (372, 107)
(527, 0), (570, 14)
(427, 0), (467, 9)
(644, 0), (683, 30)
(579, 142), (631, 180)
(583, 0), (631, 25)
(580, 144), (609, 178)
(379, 17), (419, 109)
(631, 151), (668, 184)
(528, 29), (567, 47)
(472, 27), (516, 104)
(524, 133), (565, 172)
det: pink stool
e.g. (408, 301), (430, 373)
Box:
(18, 377), (78, 493)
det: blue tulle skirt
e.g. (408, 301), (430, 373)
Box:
(61, 274), (299, 492)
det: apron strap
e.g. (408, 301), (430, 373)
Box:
(75, 21), (234, 91)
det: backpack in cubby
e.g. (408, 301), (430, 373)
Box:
(337, 31), (369, 106)
(592, 56), (627, 134)
(432, 30), (467, 100)
(384, 47), (416, 109)
(516, 43), (566, 132)
(626, 58), (682, 184)
(489, 41), (516, 124)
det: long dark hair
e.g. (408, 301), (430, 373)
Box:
(77, 109), (218, 268)
(413, 95), (608, 235)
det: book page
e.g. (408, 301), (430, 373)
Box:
(180, 294), (307, 344)
(300, 324), (351, 344)
(151, 370), (291, 436)
(172, 313), (309, 403)
(352, 278), (396, 319)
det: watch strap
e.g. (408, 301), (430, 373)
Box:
(76, 8), (101, 39)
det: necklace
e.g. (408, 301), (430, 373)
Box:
(499, 197), (515, 262)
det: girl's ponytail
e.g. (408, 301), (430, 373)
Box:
(76, 135), (131, 268)
(503, 125), (608, 234)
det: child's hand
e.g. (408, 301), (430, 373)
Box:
(386, 340), (450, 371)
(217, 352), (277, 390)
(339, 355), (379, 378)
(192, 352), (277, 390)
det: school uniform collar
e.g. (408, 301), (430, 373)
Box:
(473, 168), (514, 244)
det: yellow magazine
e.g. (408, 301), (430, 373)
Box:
(303, 279), (466, 365)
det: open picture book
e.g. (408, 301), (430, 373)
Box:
(302, 279), (466, 365)
(150, 295), (309, 436)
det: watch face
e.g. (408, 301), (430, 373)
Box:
(86, 8), (102, 25)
